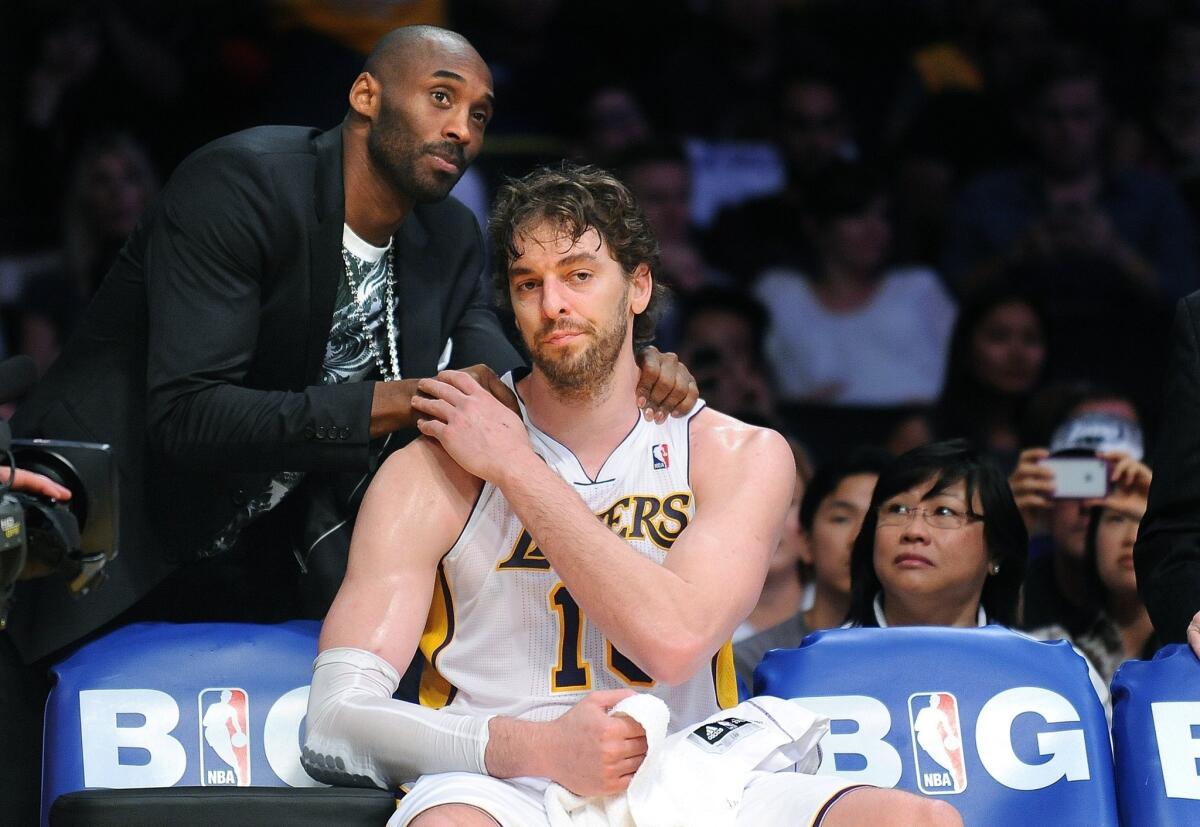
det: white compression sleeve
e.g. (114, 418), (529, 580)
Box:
(302, 646), (492, 789)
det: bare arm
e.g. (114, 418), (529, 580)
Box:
(308, 435), (650, 794)
(412, 372), (794, 685)
(319, 437), (479, 664)
(500, 413), (791, 684)
(304, 438), (488, 788)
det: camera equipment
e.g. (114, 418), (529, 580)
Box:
(0, 419), (118, 629)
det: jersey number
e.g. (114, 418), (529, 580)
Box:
(549, 583), (654, 691)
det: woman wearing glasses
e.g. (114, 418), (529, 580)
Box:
(844, 440), (1109, 710)
(844, 440), (1028, 629)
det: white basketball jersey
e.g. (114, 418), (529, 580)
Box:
(416, 371), (738, 730)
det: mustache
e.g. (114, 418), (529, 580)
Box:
(539, 320), (594, 337)
(424, 141), (466, 168)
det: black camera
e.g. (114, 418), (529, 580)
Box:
(0, 422), (118, 628)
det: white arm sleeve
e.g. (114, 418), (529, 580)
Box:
(301, 647), (492, 790)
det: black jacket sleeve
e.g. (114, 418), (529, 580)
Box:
(1136, 293), (1200, 642)
(142, 147), (374, 472)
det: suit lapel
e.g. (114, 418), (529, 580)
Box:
(305, 127), (346, 385)
(396, 210), (441, 378)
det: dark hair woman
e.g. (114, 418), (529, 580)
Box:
(845, 440), (1028, 628)
(934, 284), (1048, 470)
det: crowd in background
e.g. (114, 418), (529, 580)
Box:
(1, 0), (1192, 686)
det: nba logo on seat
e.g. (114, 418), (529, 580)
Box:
(909, 692), (967, 795)
(651, 443), (670, 470)
(199, 688), (251, 786)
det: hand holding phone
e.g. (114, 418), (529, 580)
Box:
(1039, 456), (1110, 499)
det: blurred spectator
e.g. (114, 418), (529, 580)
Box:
(755, 161), (956, 406)
(647, 0), (792, 140)
(618, 140), (729, 349)
(1110, 14), (1200, 233)
(943, 47), (1198, 301)
(883, 412), (937, 458)
(734, 446), (890, 686)
(732, 436), (814, 645)
(62, 132), (159, 298)
(888, 131), (961, 268)
(886, 0), (1052, 173)
(1020, 379), (1143, 451)
(674, 287), (776, 424)
(573, 86), (652, 169)
(1028, 455), (1157, 683)
(14, 132), (158, 374)
(1012, 410), (1146, 634)
(934, 284), (1048, 469)
(704, 73), (858, 282)
(619, 140), (726, 295)
(886, 0), (1051, 268)
(6, 3), (183, 248)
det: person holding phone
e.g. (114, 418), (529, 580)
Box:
(1028, 458), (1155, 684)
(1010, 412), (1145, 632)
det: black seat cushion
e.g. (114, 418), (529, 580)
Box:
(50, 786), (397, 826)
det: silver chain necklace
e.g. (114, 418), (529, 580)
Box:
(341, 244), (401, 382)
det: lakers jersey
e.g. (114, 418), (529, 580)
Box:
(417, 372), (738, 730)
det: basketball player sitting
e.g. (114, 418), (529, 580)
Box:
(303, 165), (961, 827)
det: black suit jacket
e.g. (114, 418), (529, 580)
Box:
(1136, 291), (1200, 643)
(8, 126), (520, 660)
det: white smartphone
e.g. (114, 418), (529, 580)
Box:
(1040, 456), (1109, 499)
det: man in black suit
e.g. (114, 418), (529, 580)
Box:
(1137, 292), (1200, 657)
(1, 26), (694, 821)
(9, 26), (514, 661)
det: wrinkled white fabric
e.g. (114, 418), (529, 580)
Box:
(545, 695), (829, 827)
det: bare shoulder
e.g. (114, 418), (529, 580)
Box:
(352, 436), (484, 570)
(374, 434), (483, 501)
(688, 408), (794, 490)
(689, 407), (791, 458)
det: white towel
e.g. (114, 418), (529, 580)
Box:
(545, 696), (829, 827)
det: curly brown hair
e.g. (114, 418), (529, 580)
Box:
(488, 163), (667, 350)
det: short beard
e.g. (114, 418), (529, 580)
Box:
(529, 297), (629, 403)
(368, 106), (465, 203)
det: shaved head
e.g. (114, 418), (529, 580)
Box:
(364, 25), (484, 84)
(350, 25), (493, 205)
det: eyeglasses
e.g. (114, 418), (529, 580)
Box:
(877, 502), (983, 530)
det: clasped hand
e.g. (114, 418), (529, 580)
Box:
(546, 690), (649, 797)
(412, 369), (530, 483)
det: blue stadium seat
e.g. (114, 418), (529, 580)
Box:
(754, 625), (1118, 826)
(1111, 643), (1200, 825)
(42, 621), (394, 826)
